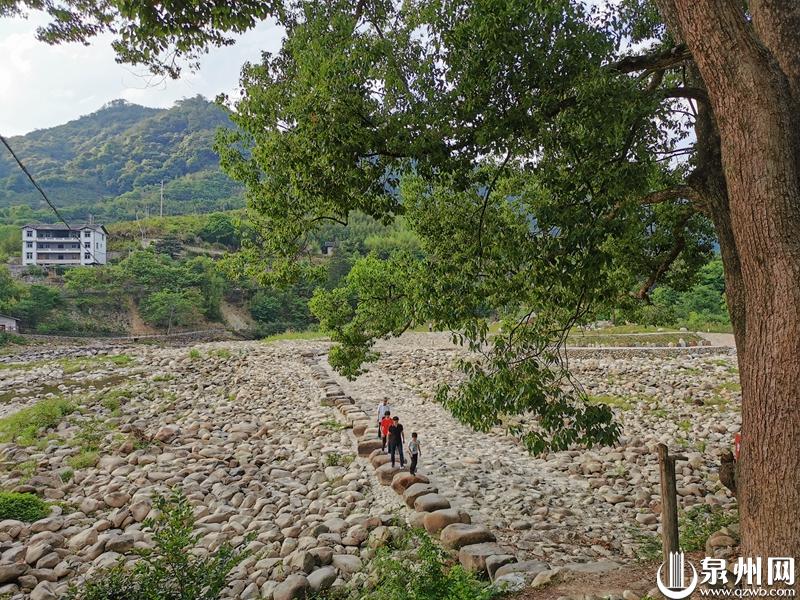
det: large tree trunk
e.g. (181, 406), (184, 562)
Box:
(672, 0), (800, 563)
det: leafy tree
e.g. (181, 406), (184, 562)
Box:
(153, 235), (184, 259)
(140, 289), (203, 330)
(10, 285), (61, 328)
(198, 213), (240, 248)
(9, 0), (800, 563)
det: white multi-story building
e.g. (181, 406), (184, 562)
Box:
(21, 223), (108, 267)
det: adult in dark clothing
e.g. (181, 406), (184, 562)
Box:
(387, 416), (405, 468)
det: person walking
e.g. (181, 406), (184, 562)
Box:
(376, 398), (391, 439)
(408, 432), (421, 475)
(380, 411), (394, 452)
(387, 416), (405, 468)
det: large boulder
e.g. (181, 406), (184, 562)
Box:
(423, 509), (471, 535)
(440, 524), (495, 550)
(358, 439), (383, 457)
(403, 483), (438, 508)
(391, 472), (429, 495)
(272, 574), (309, 600)
(371, 454), (392, 469)
(307, 566), (337, 592)
(413, 493), (451, 513)
(485, 555), (516, 581)
(332, 554), (362, 575)
(458, 543), (507, 574)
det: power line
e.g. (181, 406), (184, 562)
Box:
(1, 133), (104, 265)
(1, 134), (71, 227)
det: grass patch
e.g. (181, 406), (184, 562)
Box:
(59, 469), (74, 483)
(703, 395), (730, 408)
(321, 419), (349, 432)
(568, 332), (704, 347)
(99, 387), (133, 416)
(209, 349), (232, 359)
(152, 374), (175, 382)
(586, 394), (634, 411)
(0, 492), (50, 522)
(677, 419), (692, 432)
(0, 397), (75, 446)
(188, 348), (201, 360)
(679, 505), (739, 551)
(715, 381), (741, 393)
(262, 330), (327, 343)
(67, 450), (99, 470)
(325, 452), (355, 467)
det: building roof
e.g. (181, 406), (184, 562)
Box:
(22, 223), (108, 234)
(0, 314), (19, 322)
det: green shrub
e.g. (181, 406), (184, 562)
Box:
(0, 492), (50, 522)
(318, 531), (496, 600)
(679, 505), (739, 551)
(0, 397), (74, 446)
(66, 489), (252, 600)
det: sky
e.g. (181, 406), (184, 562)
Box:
(0, 12), (285, 137)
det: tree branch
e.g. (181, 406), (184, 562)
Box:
(640, 184), (703, 206)
(611, 44), (692, 74)
(634, 213), (692, 302)
(660, 86), (708, 103)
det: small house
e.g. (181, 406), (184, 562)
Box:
(321, 241), (336, 256)
(0, 314), (20, 333)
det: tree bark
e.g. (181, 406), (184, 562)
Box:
(673, 0), (800, 563)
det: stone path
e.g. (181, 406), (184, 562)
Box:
(320, 333), (740, 565)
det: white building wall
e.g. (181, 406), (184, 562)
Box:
(22, 226), (108, 267)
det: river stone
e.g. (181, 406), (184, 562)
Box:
(492, 573), (526, 593)
(376, 464), (403, 485)
(370, 453), (392, 469)
(0, 562), (27, 583)
(103, 492), (130, 509)
(414, 493), (451, 513)
(458, 543), (506, 574)
(403, 483), (438, 508)
(391, 472), (429, 495)
(485, 554), (516, 580)
(494, 559), (550, 584)
(272, 574), (309, 600)
(68, 528), (98, 551)
(105, 534), (134, 553)
(423, 509), (471, 535)
(440, 524), (495, 550)
(561, 560), (622, 574)
(357, 439), (383, 457)
(29, 580), (57, 600)
(332, 554), (362, 575)
(307, 566), (337, 592)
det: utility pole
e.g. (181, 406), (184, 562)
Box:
(160, 181), (164, 218)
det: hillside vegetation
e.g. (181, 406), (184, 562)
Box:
(0, 97), (243, 224)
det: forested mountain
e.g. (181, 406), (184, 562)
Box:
(0, 96), (243, 223)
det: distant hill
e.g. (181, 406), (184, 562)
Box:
(0, 96), (243, 224)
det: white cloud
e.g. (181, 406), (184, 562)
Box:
(0, 13), (283, 136)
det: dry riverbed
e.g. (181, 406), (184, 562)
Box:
(0, 335), (740, 598)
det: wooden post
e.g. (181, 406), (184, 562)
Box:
(658, 444), (686, 562)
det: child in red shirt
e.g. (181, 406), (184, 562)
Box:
(380, 411), (393, 452)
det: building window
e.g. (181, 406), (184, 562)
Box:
(84, 231), (91, 238)
(26, 230), (32, 237)
(84, 242), (90, 248)
(26, 242), (32, 248)
(58, 255), (64, 260)
(26, 252), (32, 259)
(84, 253), (91, 260)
